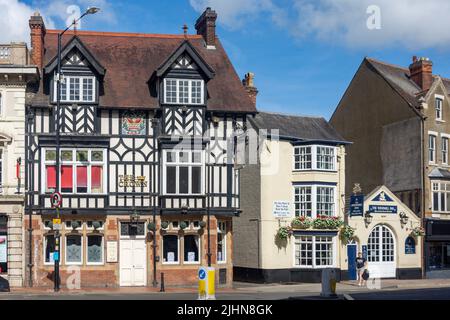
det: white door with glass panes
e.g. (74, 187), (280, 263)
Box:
(119, 222), (147, 286)
(367, 225), (396, 278)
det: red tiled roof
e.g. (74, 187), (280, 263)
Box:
(32, 30), (256, 113)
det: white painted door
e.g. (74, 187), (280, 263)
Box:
(367, 225), (396, 278)
(119, 222), (147, 287)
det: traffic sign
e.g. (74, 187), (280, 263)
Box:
(199, 268), (206, 280)
(51, 192), (63, 208)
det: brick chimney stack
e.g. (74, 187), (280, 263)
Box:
(243, 73), (258, 108)
(409, 56), (433, 92)
(29, 12), (46, 70)
(195, 7), (217, 47)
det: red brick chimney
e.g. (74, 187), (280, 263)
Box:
(243, 73), (258, 108)
(29, 12), (46, 70)
(409, 56), (433, 92)
(195, 7), (217, 47)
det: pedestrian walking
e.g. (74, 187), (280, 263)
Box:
(356, 252), (367, 286)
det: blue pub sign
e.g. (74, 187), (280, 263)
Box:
(350, 195), (364, 217)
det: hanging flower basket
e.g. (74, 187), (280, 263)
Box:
(291, 217), (313, 230)
(180, 221), (188, 230)
(147, 222), (156, 232)
(161, 221), (169, 230)
(411, 226), (425, 237)
(276, 227), (292, 241)
(340, 225), (356, 242)
(199, 221), (207, 229)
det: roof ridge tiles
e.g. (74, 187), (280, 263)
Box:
(46, 29), (203, 39)
(258, 110), (325, 120)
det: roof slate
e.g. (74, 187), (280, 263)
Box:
(250, 112), (349, 144)
(31, 30), (256, 113)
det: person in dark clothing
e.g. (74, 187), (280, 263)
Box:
(356, 252), (367, 286)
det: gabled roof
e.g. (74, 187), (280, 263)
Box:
(156, 40), (215, 79)
(364, 57), (450, 110)
(31, 30), (256, 112)
(44, 36), (106, 76)
(250, 111), (350, 144)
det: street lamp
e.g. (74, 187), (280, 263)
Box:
(53, 7), (100, 293)
(364, 212), (373, 228)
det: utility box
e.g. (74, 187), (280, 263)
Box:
(321, 268), (337, 298)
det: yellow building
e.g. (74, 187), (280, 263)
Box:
(234, 112), (350, 283)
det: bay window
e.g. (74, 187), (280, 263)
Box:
(43, 149), (106, 194)
(432, 182), (450, 213)
(54, 76), (96, 103)
(163, 78), (204, 105)
(294, 145), (337, 171)
(294, 185), (336, 218)
(163, 150), (204, 195)
(294, 235), (335, 268)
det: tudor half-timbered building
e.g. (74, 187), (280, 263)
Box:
(25, 8), (256, 288)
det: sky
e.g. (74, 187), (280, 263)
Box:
(2, 0), (450, 119)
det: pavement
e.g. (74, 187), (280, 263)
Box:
(1, 279), (450, 300)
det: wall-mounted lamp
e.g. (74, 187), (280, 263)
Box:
(364, 212), (373, 228)
(130, 210), (140, 226)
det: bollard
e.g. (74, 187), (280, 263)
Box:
(321, 268), (337, 298)
(160, 272), (165, 292)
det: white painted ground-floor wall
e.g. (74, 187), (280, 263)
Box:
(344, 186), (422, 279)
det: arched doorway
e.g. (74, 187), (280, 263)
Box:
(367, 225), (396, 278)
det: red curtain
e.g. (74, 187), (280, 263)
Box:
(91, 166), (102, 189)
(46, 166), (56, 189)
(61, 165), (73, 189)
(77, 166), (88, 187)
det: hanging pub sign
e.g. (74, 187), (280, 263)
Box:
(122, 111), (146, 135)
(349, 194), (364, 217)
(119, 175), (148, 188)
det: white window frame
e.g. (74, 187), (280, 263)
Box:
(53, 75), (96, 103)
(293, 184), (337, 218)
(293, 145), (337, 172)
(431, 181), (450, 213)
(86, 234), (105, 266)
(162, 234), (180, 265)
(41, 148), (107, 195)
(0, 148), (3, 194)
(162, 150), (205, 196)
(429, 133), (437, 164)
(65, 234), (83, 266)
(43, 234), (56, 266)
(0, 91), (3, 118)
(163, 78), (205, 105)
(217, 221), (227, 264)
(436, 95), (444, 121)
(293, 235), (336, 268)
(183, 234), (201, 265)
(443, 137), (449, 165)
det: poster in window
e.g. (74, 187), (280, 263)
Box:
(188, 252), (196, 262)
(167, 252), (175, 262)
(0, 236), (7, 263)
(122, 111), (146, 135)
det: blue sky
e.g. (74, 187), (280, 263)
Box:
(5, 0), (450, 119)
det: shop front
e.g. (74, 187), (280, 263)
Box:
(346, 186), (422, 280)
(426, 219), (450, 278)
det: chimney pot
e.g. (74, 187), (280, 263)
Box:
(409, 56), (433, 92)
(29, 12), (46, 70)
(195, 7), (218, 47)
(242, 73), (258, 108)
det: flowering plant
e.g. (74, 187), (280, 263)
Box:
(411, 226), (425, 237)
(291, 216), (313, 229)
(276, 227), (292, 240)
(312, 216), (344, 230)
(340, 225), (356, 241)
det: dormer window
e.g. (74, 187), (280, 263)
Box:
(163, 79), (204, 105)
(436, 96), (444, 121)
(53, 75), (96, 103)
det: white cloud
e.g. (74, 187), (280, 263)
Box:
(190, 0), (450, 50)
(0, 0), (115, 45)
(189, 0), (287, 29)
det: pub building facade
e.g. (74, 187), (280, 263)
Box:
(25, 8), (256, 287)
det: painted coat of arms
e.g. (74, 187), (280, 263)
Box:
(122, 111), (146, 135)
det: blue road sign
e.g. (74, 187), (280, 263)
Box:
(199, 269), (206, 280)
